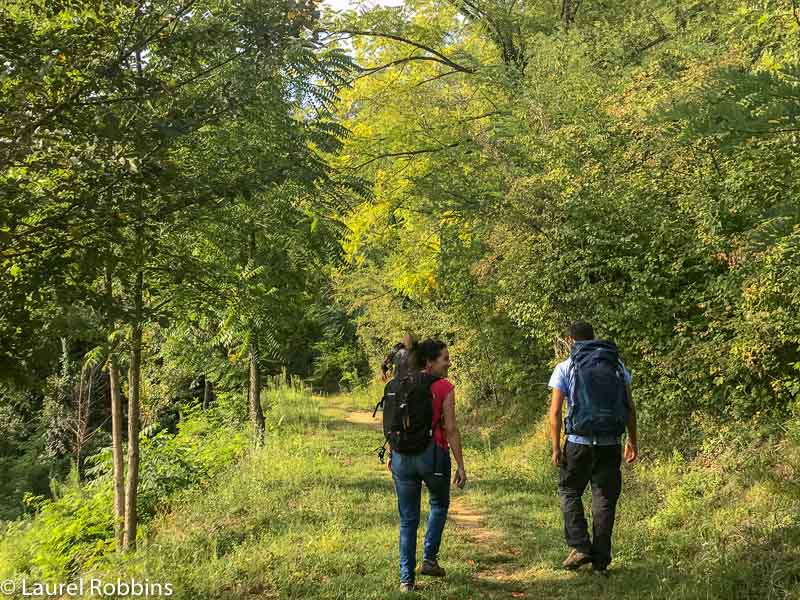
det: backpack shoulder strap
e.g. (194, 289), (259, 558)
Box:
(375, 380), (391, 417)
(615, 358), (628, 382)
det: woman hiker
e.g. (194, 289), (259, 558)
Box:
(386, 339), (467, 593)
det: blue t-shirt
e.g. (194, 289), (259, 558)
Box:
(548, 357), (632, 446)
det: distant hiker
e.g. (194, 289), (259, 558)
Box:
(380, 333), (415, 382)
(548, 321), (638, 575)
(383, 339), (466, 593)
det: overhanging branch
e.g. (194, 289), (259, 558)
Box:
(331, 29), (476, 74)
(352, 55), (463, 82)
(351, 142), (461, 170)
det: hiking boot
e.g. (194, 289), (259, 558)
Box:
(420, 559), (446, 577)
(562, 549), (593, 570)
(400, 582), (415, 593)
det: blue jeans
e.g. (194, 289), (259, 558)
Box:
(391, 442), (451, 584)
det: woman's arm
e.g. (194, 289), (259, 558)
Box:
(441, 389), (467, 488)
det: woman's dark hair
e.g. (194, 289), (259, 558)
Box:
(568, 321), (595, 341)
(411, 339), (447, 370)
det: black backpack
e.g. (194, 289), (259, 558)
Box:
(566, 340), (629, 437)
(381, 372), (440, 455)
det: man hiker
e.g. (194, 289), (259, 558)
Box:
(548, 321), (638, 575)
(384, 339), (467, 593)
(381, 333), (414, 382)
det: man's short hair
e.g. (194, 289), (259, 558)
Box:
(569, 321), (595, 341)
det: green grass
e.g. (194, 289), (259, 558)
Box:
(3, 390), (800, 599)
(263, 371), (323, 431)
(105, 395), (800, 599)
(463, 419), (800, 599)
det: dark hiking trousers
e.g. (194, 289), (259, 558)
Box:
(558, 441), (622, 568)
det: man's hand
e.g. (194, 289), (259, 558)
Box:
(551, 447), (562, 467)
(454, 466), (467, 489)
(624, 440), (638, 464)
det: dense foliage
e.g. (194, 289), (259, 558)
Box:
(1, 0), (799, 594)
(0, 0), (364, 523)
(331, 0), (800, 448)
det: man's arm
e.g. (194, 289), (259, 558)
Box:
(442, 390), (467, 488)
(624, 384), (638, 463)
(549, 388), (565, 466)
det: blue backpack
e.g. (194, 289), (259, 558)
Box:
(566, 340), (629, 437)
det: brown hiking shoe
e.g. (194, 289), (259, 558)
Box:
(400, 582), (415, 593)
(420, 559), (446, 577)
(562, 549), (593, 570)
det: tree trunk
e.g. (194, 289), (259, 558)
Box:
(247, 225), (265, 444)
(105, 265), (126, 551)
(249, 340), (265, 444)
(109, 357), (126, 551)
(203, 377), (213, 410)
(123, 268), (142, 552)
(561, 0), (582, 27)
(74, 365), (87, 482)
(123, 51), (146, 553)
(79, 363), (98, 481)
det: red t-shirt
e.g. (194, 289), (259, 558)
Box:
(431, 378), (454, 450)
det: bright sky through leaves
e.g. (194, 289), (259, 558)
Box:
(322, 0), (403, 10)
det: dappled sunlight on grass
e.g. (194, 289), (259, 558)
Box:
(8, 387), (796, 599)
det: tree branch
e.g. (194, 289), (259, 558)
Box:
(415, 69), (462, 87)
(352, 55), (462, 82)
(76, 46), (251, 108)
(332, 29), (476, 74)
(12, 1), (198, 145)
(351, 142), (461, 170)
